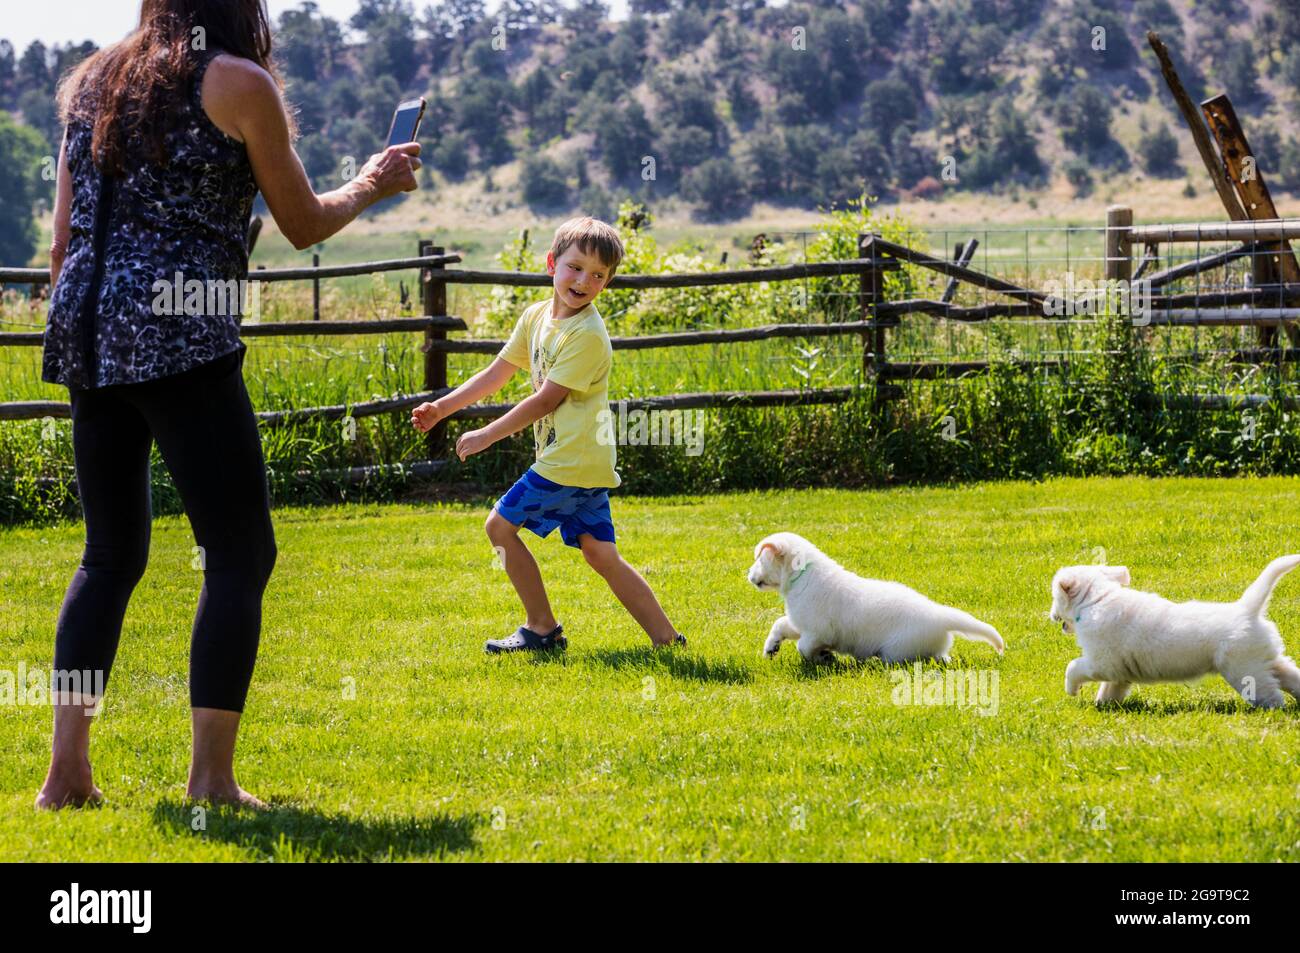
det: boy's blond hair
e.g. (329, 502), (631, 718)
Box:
(551, 216), (624, 278)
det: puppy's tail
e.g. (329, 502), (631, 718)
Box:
(942, 608), (1005, 655)
(1238, 554), (1300, 616)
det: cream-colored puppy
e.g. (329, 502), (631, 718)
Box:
(748, 532), (1004, 663)
(1050, 556), (1300, 707)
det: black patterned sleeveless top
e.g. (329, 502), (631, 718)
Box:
(43, 49), (259, 390)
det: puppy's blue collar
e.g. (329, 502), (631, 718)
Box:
(786, 563), (811, 591)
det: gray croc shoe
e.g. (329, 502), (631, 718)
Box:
(485, 624), (566, 654)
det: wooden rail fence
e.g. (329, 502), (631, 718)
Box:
(4, 212), (1300, 439)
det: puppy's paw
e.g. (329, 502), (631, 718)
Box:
(762, 640), (781, 659)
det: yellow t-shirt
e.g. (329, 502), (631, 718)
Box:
(498, 298), (620, 489)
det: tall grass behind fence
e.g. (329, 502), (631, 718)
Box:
(4, 200), (1300, 526)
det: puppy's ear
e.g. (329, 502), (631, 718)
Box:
(1055, 572), (1081, 598)
(756, 539), (783, 560)
(1101, 565), (1131, 587)
(791, 550), (807, 572)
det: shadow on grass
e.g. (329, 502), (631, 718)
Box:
(786, 652), (1005, 682)
(586, 646), (753, 684)
(525, 648), (570, 667)
(1090, 695), (1300, 716)
(151, 799), (480, 861)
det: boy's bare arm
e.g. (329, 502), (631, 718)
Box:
(456, 380), (570, 461)
(411, 357), (519, 433)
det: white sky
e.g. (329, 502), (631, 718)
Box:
(3, 1), (631, 53)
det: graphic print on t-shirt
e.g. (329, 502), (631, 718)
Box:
(531, 341), (558, 454)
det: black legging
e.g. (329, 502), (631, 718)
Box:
(53, 347), (276, 712)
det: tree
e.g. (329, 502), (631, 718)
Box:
(860, 77), (919, 141)
(356, 2), (420, 87)
(781, 125), (834, 201)
(890, 124), (932, 189)
(924, 3), (1005, 94)
(18, 41), (49, 95)
(0, 110), (49, 266)
(608, 15), (651, 85)
(16, 89), (59, 156)
(956, 98), (1043, 190)
(431, 132), (471, 180)
(1055, 85), (1116, 162)
(361, 76), (402, 136)
(1277, 136), (1300, 192)
(649, 69), (720, 137)
(663, 7), (708, 56)
(1138, 122), (1181, 177)
(1252, 122), (1282, 179)
(592, 101), (652, 182)
(454, 76), (515, 165)
(738, 128), (787, 199)
(562, 0), (611, 29)
(763, 7), (871, 117)
(1221, 38), (1261, 102)
(277, 4), (345, 82)
(727, 75), (759, 129)
(520, 154), (570, 209)
(579, 183), (615, 221)
(1063, 156), (1093, 197)
(681, 156), (749, 220)
(657, 123), (715, 180)
(0, 41), (14, 108)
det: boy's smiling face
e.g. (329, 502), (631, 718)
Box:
(547, 244), (614, 317)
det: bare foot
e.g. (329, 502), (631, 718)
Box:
(185, 781), (267, 810)
(35, 768), (104, 810)
(651, 632), (686, 648)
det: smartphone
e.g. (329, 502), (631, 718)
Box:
(385, 98), (426, 148)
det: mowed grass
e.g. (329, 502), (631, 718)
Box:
(1, 476), (1299, 862)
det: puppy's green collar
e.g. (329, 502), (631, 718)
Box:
(786, 563), (811, 591)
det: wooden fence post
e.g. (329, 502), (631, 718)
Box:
(858, 232), (886, 385)
(420, 239), (448, 456)
(1105, 206), (1133, 285)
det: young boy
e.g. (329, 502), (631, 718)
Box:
(411, 217), (685, 653)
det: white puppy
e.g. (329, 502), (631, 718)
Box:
(748, 532), (1004, 663)
(1049, 556), (1300, 707)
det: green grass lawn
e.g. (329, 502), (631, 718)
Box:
(2, 476), (1299, 861)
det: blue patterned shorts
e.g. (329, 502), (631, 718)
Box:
(493, 468), (616, 549)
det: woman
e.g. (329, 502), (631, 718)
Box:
(37, 0), (421, 809)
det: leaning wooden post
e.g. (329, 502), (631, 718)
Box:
(420, 239), (448, 457)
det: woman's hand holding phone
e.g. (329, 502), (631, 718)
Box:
(358, 143), (422, 202)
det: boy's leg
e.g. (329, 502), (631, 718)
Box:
(578, 535), (678, 646)
(485, 510), (558, 634)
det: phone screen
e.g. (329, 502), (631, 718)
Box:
(386, 99), (425, 147)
